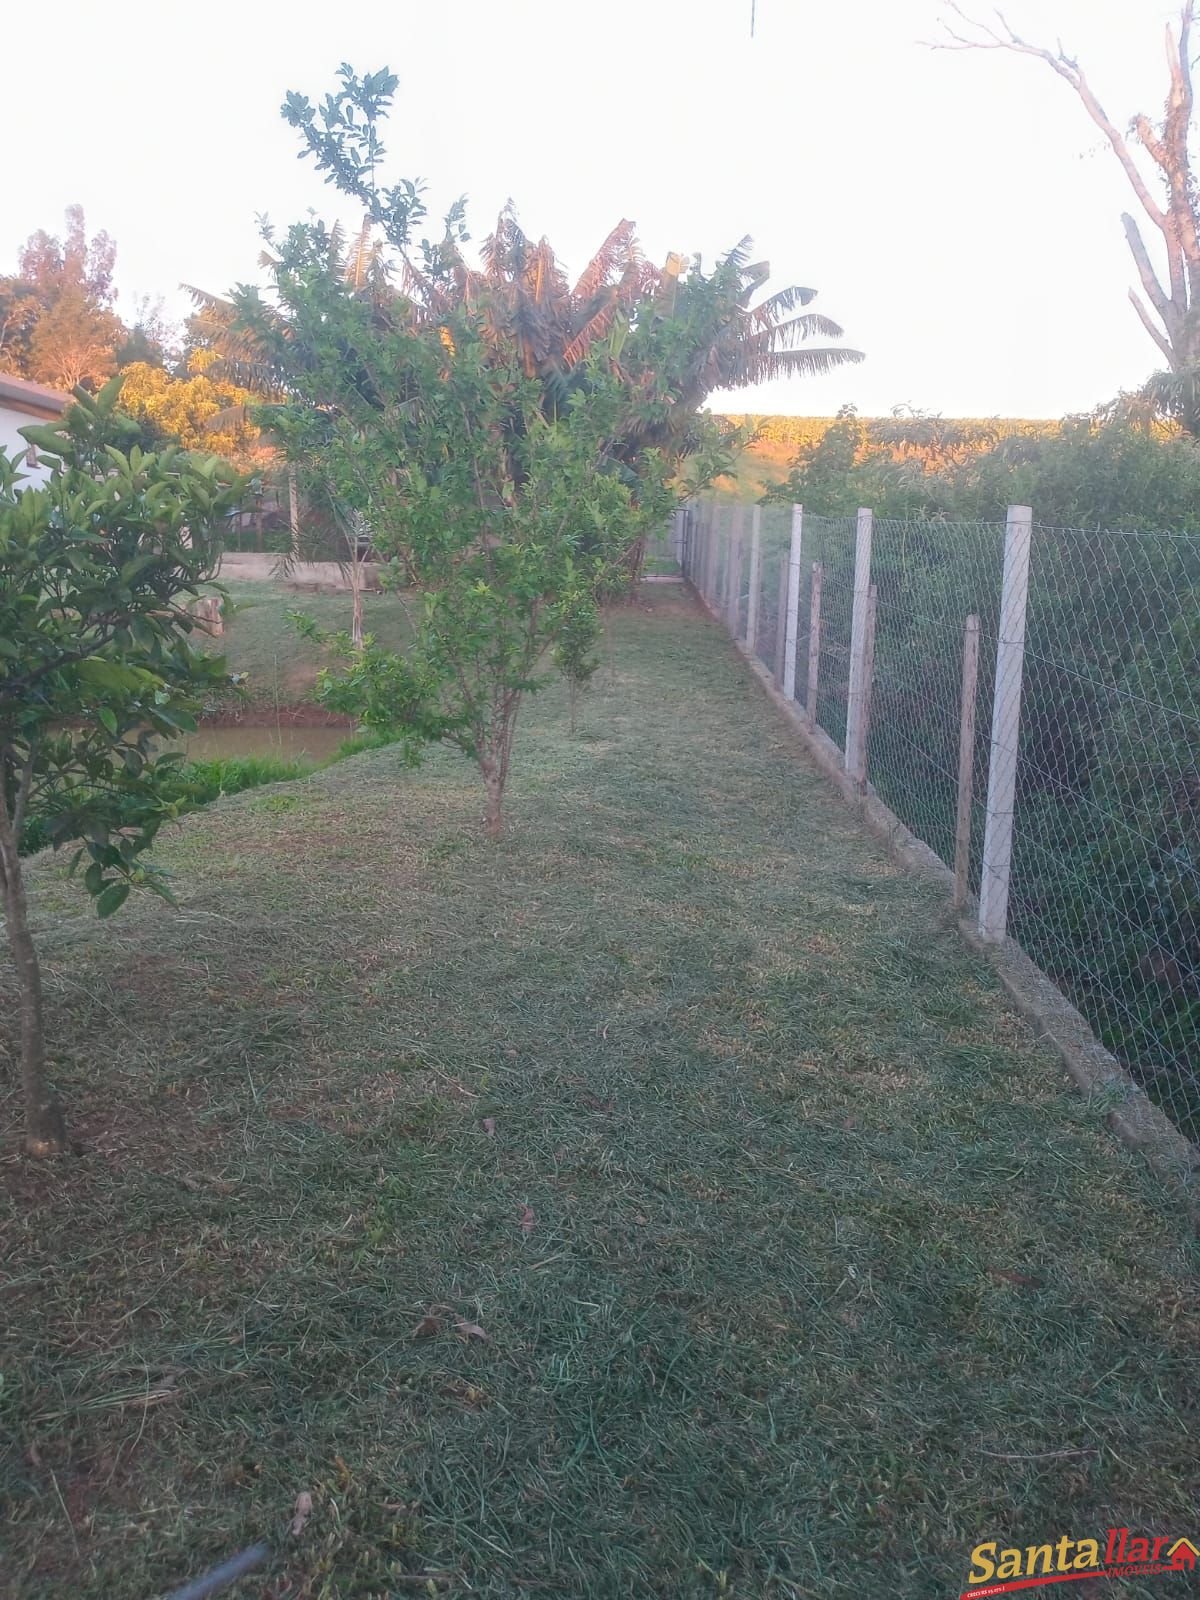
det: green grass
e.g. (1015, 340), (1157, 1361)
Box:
(2, 589), (1197, 1599)
(16, 754), (311, 859)
(206, 579), (411, 707)
(19, 751), (396, 860)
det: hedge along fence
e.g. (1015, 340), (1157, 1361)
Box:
(678, 499), (1200, 1149)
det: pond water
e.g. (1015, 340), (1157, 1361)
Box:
(174, 724), (354, 765)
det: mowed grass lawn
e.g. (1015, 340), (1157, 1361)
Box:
(2, 588), (1197, 1600)
(203, 579), (412, 707)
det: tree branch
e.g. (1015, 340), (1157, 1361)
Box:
(1122, 212), (1177, 332)
(1128, 287), (1174, 363)
(11, 743), (37, 841)
(937, 4), (1167, 232)
(1161, 8), (1200, 295)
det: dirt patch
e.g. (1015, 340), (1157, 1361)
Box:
(630, 591), (700, 620)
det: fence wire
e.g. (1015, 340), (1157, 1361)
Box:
(867, 519), (1006, 884)
(681, 499), (1200, 1146)
(801, 515), (856, 753)
(1009, 525), (1200, 1140)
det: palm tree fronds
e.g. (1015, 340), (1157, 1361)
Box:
(181, 283), (235, 315)
(767, 311), (848, 345)
(720, 236), (756, 273)
(752, 345), (865, 379)
(750, 284), (818, 318)
(562, 300), (620, 367)
(572, 219), (639, 300)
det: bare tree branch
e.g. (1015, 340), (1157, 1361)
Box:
(1122, 213), (1177, 331)
(936, 2), (1200, 375)
(1129, 287), (1174, 364)
(938, 4), (1167, 227)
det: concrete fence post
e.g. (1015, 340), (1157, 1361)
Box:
(979, 505), (1034, 942)
(782, 504), (803, 701)
(773, 554), (788, 687)
(702, 502), (718, 602)
(851, 582), (879, 789)
(806, 560), (823, 727)
(725, 505), (744, 635)
(745, 506), (763, 651)
(844, 508), (875, 771)
(954, 613), (981, 910)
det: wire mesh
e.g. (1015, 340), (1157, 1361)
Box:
(643, 515), (683, 575)
(685, 497), (1200, 1146)
(801, 515), (856, 749)
(749, 504), (792, 677)
(866, 519), (1006, 878)
(1008, 525), (1200, 1140)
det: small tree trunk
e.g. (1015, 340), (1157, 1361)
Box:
(482, 762), (504, 838)
(626, 533), (647, 598)
(0, 813), (66, 1157)
(351, 563), (364, 650)
(288, 468), (301, 561)
(479, 706), (519, 839)
(568, 676), (579, 736)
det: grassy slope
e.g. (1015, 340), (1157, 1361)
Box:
(206, 580), (411, 707)
(2, 590), (1197, 1599)
(713, 443), (791, 502)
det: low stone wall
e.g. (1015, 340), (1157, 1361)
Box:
(218, 553), (383, 590)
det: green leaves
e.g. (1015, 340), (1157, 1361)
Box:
(281, 65), (421, 251)
(18, 421), (70, 458)
(94, 882), (130, 918)
(1, 373), (245, 918)
(77, 658), (149, 694)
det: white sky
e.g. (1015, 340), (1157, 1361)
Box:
(0, 0), (1182, 417)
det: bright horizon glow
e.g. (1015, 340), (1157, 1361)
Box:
(0, 0), (1181, 418)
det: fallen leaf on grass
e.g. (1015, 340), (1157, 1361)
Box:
(291, 1490), (313, 1536)
(438, 1379), (491, 1410)
(519, 1203), (535, 1236)
(987, 1265), (1042, 1288)
(482, 1117), (496, 1137)
(454, 1319), (489, 1342)
(412, 1314), (442, 1339)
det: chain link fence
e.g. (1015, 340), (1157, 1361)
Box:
(678, 499), (1200, 1146)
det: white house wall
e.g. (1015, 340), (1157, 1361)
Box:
(0, 403), (54, 486)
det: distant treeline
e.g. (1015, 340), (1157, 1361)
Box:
(720, 412), (1061, 460)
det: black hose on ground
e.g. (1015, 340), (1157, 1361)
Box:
(160, 1539), (272, 1600)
